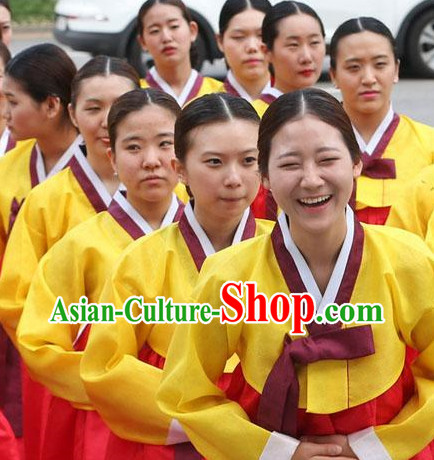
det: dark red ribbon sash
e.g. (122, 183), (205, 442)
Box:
(256, 324), (375, 437)
(360, 153), (396, 179)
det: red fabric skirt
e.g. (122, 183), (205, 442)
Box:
(0, 408), (19, 460)
(226, 358), (433, 459)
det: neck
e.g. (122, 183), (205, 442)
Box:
(235, 73), (270, 100)
(38, 123), (78, 174)
(291, 214), (347, 294)
(273, 77), (297, 95)
(344, 103), (391, 144)
(155, 60), (192, 96)
(194, 206), (244, 252)
(87, 149), (119, 196)
(130, 194), (173, 230)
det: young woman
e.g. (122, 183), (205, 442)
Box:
(80, 93), (273, 459)
(0, 43), (79, 449)
(217, 0), (272, 102)
(0, 55), (140, 460)
(138, 0), (221, 106)
(252, 1), (326, 117)
(158, 89), (434, 460)
(387, 164), (434, 252)
(16, 88), (183, 460)
(330, 17), (434, 225)
(0, 0), (11, 47)
(0, 41), (13, 156)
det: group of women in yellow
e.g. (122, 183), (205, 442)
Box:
(0, 0), (432, 458)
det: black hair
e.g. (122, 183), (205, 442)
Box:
(175, 92), (260, 162)
(330, 17), (397, 70)
(5, 43), (76, 119)
(219, 0), (272, 35)
(70, 56), (140, 108)
(108, 88), (181, 152)
(262, 1), (325, 50)
(0, 40), (10, 66)
(258, 88), (360, 174)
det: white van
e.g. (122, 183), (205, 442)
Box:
(54, 0), (434, 77)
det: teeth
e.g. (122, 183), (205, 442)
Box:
(299, 195), (331, 205)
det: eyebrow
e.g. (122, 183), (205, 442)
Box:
(147, 18), (180, 29)
(283, 33), (321, 40)
(345, 54), (390, 63)
(277, 146), (341, 159)
(202, 148), (258, 156)
(121, 132), (174, 142)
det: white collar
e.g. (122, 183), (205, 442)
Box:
(226, 70), (271, 102)
(149, 67), (199, 107)
(278, 206), (355, 315)
(353, 105), (394, 155)
(113, 187), (179, 234)
(183, 201), (250, 256)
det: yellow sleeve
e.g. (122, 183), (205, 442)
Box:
(157, 261), (276, 460)
(16, 225), (106, 408)
(0, 198), (48, 344)
(386, 165), (434, 240)
(372, 233), (434, 459)
(80, 238), (175, 444)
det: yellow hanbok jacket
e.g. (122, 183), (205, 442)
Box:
(17, 190), (184, 409)
(140, 68), (221, 107)
(80, 203), (273, 445)
(387, 164), (434, 251)
(356, 115), (434, 212)
(0, 136), (82, 259)
(158, 212), (434, 460)
(0, 151), (112, 343)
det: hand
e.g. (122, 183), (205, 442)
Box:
(298, 435), (358, 459)
(292, 440), (355, 459)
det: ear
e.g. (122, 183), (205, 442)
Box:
(353, 159), (363, 179)
(393, 59), (400, 84)
(138, 33), (147, 52)
(68, 103), (79, 129)
(216, 33), (224, 54)
(329, 67), (338, 88)
(262, 174), (271, 190)
(172, 157), (187, 184)
(108, 147), (117, 174)
(189, 21), (199, 43)
(45, 95), (62, 119)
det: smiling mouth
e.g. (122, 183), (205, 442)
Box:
(298, 195), (332, 207)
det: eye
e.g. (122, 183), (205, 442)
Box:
(346, 65), (360, 72)
(243, 156), (258, 165)
(85, 106), (100, 112)
(319, 156), (338, 165)
(205, 158), (222, 166)
(279, 162), (300, 170)
(126, 144), (141, 152)
(231, 35), (245, 41)
(375, 61), (388, 68)
(149, 28), (159, 35)
(160, 140), (174, 148)
(310, 40), (322, 46)
(286, 43), (298, 49)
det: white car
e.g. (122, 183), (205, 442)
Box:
(54, 0), (434, 77)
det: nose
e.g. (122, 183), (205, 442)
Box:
(246, 35), (259, 53)
(3, 102), (10, 121)
(101, 108), (109, 130)
(300, 163), (324, 189)
(361, 65), (376, 86)
(298, 44), (313, 64)
(223, 164), (242, 188)
(142, 148), (161, 169)
(161, 26), (172, 43)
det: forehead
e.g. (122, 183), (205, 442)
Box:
(117, 105), (176, 133)
(226, 8), (266, 32)
(271, 115), (347, 152)
(276, 13), (322, 38)
(77, 75), (135, 100)
(0, 6), (11, 22)
(187, 119), (258, 150)
(335, 30), (394, 60)
(143, 3), (185, 24)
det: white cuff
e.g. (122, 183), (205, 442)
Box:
(259, 431), (300, 459)
(348, 427), (392, 460)
(166, 418), (189, 445)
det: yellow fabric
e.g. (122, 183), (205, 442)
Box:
(158, 224), (434, 460)
(356, 115), (434, 210)
(81, 218), (273, 444)
(251, 99), (269, 118)
(16, 211), (134, 409)
(387, 164), (434, 251)
(0, 139), (36, 258)
(173, 182), (189, 203)
(139, 75), (222, 106)
(0, 168), (104, 343)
